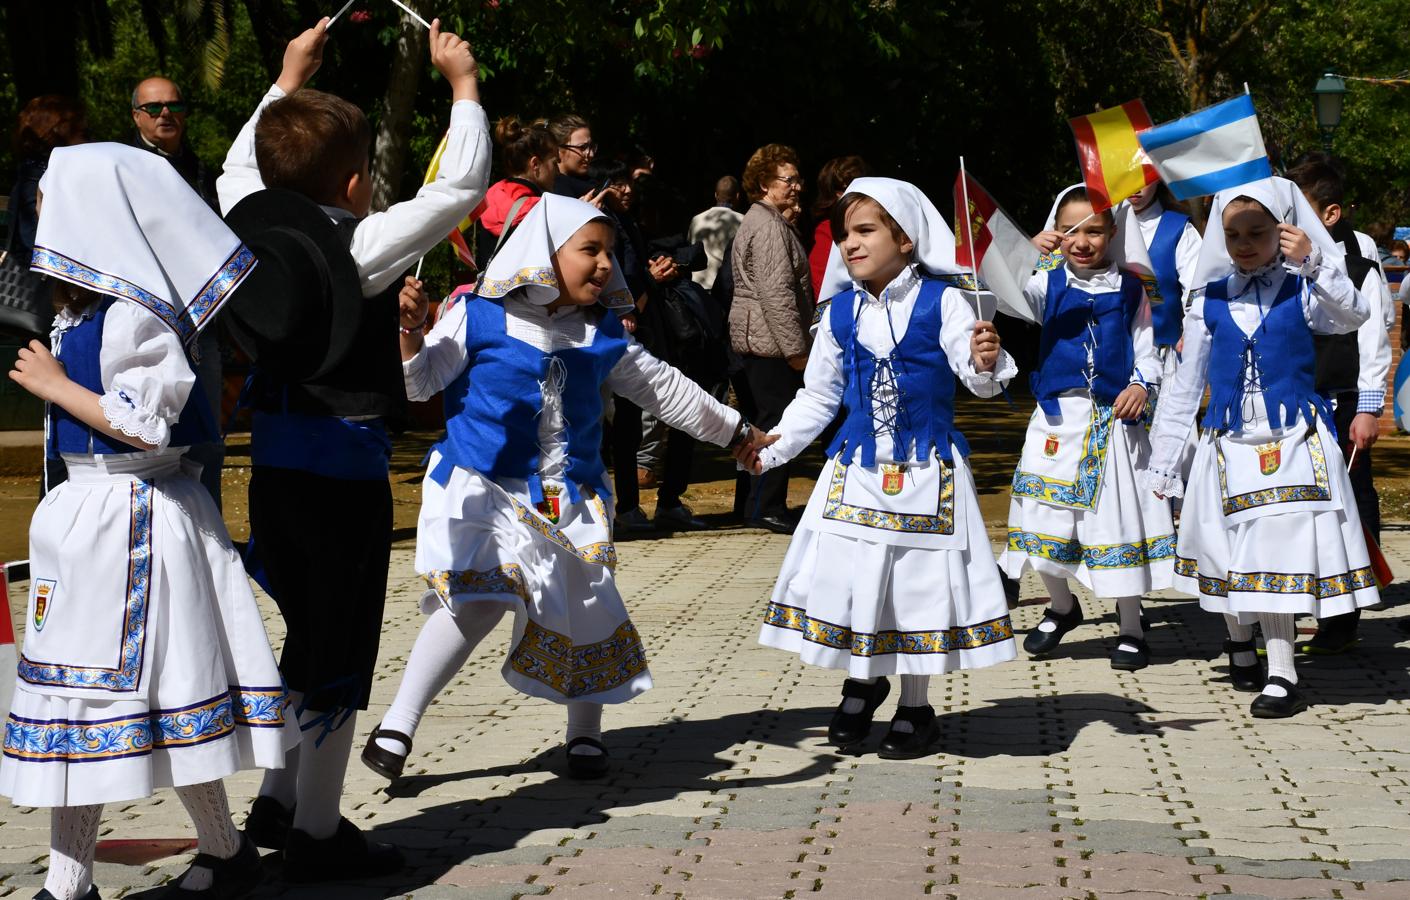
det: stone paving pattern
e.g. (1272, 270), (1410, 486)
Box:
(3, 528), (1410, 899)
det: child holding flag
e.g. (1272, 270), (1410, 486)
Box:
(743, 178), (1018, 759)
(1144, 178), (1379, 717)
(998, 185), (1174, 672)
(1126, 182), (1202, 368)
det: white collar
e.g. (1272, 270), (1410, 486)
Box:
(857, 265), (921, 307)
(1134, 200), (1164, 223)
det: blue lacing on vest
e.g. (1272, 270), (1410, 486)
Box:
(1030, 268), (1141, 416)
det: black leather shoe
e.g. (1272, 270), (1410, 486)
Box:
(361, 725), (413, 781)
(242, 795), (294, 851)
(1022, 601), (1083, 656)
(35, 888), (100, 900)
(1109, 635), (1150, 671)
(999, 571), (1021, 609)
(828, 677), (891, 747)
(1223, 638), (1263, 692)
(565, 736), (610, 779)
(160, 833), (261, 898)
(748, 514), (795, 535)
(282, 818), (404, 883)
(1250, 676), (1309, 718)
(877, 705), (940, 759)
(1300, 611), (1360, 655)
(654, 503), (710, 531)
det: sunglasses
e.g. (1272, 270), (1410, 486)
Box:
(133, 101), (189, 117)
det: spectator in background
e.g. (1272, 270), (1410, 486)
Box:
(10, 95), (88, 267)
(548, 113), (596, 197)
(1391, 240), (1409, 264)
(688, 175), (745, 290)
(1366, 221), (1397, 267)
(808, 155), (870, 298)
(473, 115), (557, 267)
(728, 143), (813, 534)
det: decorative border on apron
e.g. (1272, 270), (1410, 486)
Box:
(424, 564), (532, 606)
(1175, 556), (1377, 599)
(507, 619), (648, 698)
(2, 685), (282, 763)
(17, 480), (153, 693)
(1006, 530), (1176, 571)
(1010, 405), (1113, 511)
(763, 602), (1014, 657)
(821, 461), (955, 535)
(507, 490), (618, 570)
(1215, 430), (1330, 516)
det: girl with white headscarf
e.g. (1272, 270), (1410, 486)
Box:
(998, 184), (1175, 672)
(362, 194), (750, 780)
(2, 143), (297, 900)
(744, 178), (1019, 759)
(1143, 176), (1378, 718)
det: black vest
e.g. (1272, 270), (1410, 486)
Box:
(1312, 221), (1377, 395)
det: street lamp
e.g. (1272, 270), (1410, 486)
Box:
(1312, 70), (1347, 151)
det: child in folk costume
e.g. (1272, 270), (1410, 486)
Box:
(1126, 181), (1202, 374)
(997, 185), (1174, 671)
(359, 194), (757, 781)
(2, 144), (296, 900)
(1144, 177), (1379, 718)
(744, 178), (1018, 759)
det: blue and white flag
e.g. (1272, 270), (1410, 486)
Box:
(1137, 95), (1272, 200)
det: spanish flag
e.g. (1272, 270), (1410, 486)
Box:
(423, 132), (486, 268)
(1068, 100), (1158, 212)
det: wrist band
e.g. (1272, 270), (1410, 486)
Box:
(400, 318), (428, 336)
(729, 418), (753, 449)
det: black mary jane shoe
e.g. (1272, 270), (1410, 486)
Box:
(1249, 676), (1310, 719)
(361, 724), (414, 781)
(242, 795), (294, 851)
(565, 736), (610, 779)
(828, 677), (891, 748)
(35, 888), (100, 900)
(160, 833), (262, 898)
(877, 705), (941, 760)
(1223, 638), (1264, 692)
(1109, 635), (1151, 671)
(283, 818), (404, 884)
(1022, 601), (1084, 657)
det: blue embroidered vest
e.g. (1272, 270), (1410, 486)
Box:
(48, 297), (217, 457)
(1030, 268), (1142, 415)
(825, 278), (969, 465)
(1202, 273), (1331, 433)
(1148, 210), (1189, 346)
(430, 297), (630, 502)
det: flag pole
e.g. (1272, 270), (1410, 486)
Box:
(389, 0), (432, 29)
(958, 156), (986, 321)
(327, 0), (356, 26)
(1063, 210), (1097, 235)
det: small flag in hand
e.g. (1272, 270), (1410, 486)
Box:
(1069, 100), (1158, 212)
(1137, 94), (1272, 200)
(953, 171), (1041, 324)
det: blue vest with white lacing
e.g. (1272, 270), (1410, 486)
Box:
(1030, 268), (1142, 416)
(429, 296), (629, 503)
(825, 277), (969, 465)
(1202, 272), (1331, 433)
(1147, 210), (1189, 346)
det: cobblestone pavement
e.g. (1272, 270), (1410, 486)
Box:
(3, 527), (1410, 899)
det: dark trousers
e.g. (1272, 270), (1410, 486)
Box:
(740, 354), (803, 519)
(612, 396), (643, 516)
(657, 426), (698, 510)
(1321, 395), (1382, 634)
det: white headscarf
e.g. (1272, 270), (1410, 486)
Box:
(817, 177), (966, 301)
(31, 143), (256, 347)
(1188, 176), (1345, 291)
(478, 193), (632, 309)
(1042, 182), (1160, 303)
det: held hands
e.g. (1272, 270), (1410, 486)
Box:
(1113, 383), (1148, 422)
(1278, 223), (1313, 264)
(9, 340), (70, 403)
(731, 427), (779, 475)
(1350, 411), (1380, 450)
(970, 320), (1000, 372)
(429, 19), (480, 103)
(276, 17), (329, 94)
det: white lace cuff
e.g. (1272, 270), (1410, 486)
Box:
(959, 350), (1017, 397)
(1290, 246), (1324, 278)
(758, 443), (787, 473)
(99, 389), (170, 449)
(1137, 466), (1183, 499)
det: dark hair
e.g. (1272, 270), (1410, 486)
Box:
(1366, 221), (1394, 245)
(588, 158), (632, 186)
(494, 115), (556, 177)
(1055, 186), (1114, 228)
(547, 113), (590, 146)
(829, 192), (909, 246)
(1392, 240), (1408, 256)
(1224, 195), (1277, 222)
(1286, 151), (1345, 211)
(14, 95), (88, 159)
(254, 90), (371, 206)
(813, 155), (870, 218)
(742, 143), (800, 202)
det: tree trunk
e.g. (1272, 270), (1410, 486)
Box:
(240, 0), (292, 80)
(370, 8), (423, 213)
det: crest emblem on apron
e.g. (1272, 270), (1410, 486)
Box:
(537, 483), (563, 524)
(881, 464), (906, 496)
(1044, 434), (1060, 457)
(1257, 441), (1282, 476)
(33, 579), (56, 632)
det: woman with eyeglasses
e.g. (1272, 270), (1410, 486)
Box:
(548, 113), (598, 198)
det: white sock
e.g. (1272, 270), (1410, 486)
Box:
(291, 709), (357, 840)
(566, 703), (604, 755)
(839, 676), (878, 714)
(1259, 613), (1298, 697)
(892, 675), (931, 733)
(45, 804), (103, 900)
(1224, 615), (1257, 668)
(174, 781), (241, 890)
(257, 690), (303, 810)
(1115, 596), (1144, 652)
(1037, 573), (1075, 632)
(375, 604), (505, 756)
